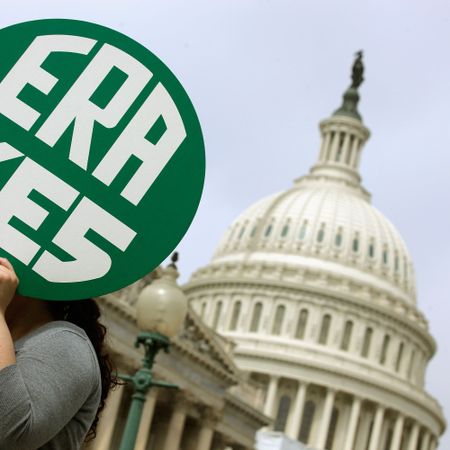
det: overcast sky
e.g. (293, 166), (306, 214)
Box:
(1, 0), (449, 446)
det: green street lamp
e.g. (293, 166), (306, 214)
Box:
(118, 255), (188, 450)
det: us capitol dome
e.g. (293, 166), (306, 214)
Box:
(185, 53), (446, 450)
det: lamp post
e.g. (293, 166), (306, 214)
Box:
(118, 255), (188, 450)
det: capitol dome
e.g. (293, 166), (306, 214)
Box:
(186, 54), (445, 450)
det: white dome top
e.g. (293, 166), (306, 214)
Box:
(212, 115), (416, 305)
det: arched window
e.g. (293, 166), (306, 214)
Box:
(272, 305), (286, 335)
(299, 221), (308, 240)
(264, 224), (273, 237)
(352, 234), (359, 252)
(295, 309), (309, 339)
(229, 301), (241, 331)
(318, 314), (332, 345)
(250, 224), (258, 237)
(317, 224), (325, 243)
(238, 225), (246, 239)
(383, 247), (389, 264)
(368, 239), (375, 258)
(408, 350), (416, 380)
(298, 400), (316, 443)
(274, 395), (291, 432)
(395, 342), (404, 372)
(335, 228), (343, 247)
(361, 327), (373, 358)
(281, 224), (289, 238)
(212, 301), (222, 330)
(380, 334), (390, 365)
(325, 408), (340, 450)
(250, 302), (263, 332)
(200, 302), (206, 319)
(340, 320), (353, 351)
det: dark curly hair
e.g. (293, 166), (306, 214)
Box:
(47, 299), (119, 442)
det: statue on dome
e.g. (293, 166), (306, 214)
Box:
(351, 50), (364, 89)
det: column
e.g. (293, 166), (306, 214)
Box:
(407, 422), (420, 450)
(90, 384), (124, 450)
(197, 408), (220, 450)
(135, 389), (158, 450)
(163, 397), (189, 450)
(420, 431), (431, 450)
(198, 424), (215, 450)
(391, 413), (405, 450)
(315, 388), (336, 449)
(341, 133), (351, 164)
(285, 381), (308, 440)
(343, 396), (362, 450)
(349, 138), (360, 168)
(264, 376), (279, 417)
(428, 436), (437, 450)
(319, 132), (330, 161)
(329, 130), (340, 162)
(368, 406), (385, 450)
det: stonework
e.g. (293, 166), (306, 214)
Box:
(186, 78), (446, 450)
(85, 285), (269, 450)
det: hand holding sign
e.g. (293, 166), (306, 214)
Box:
(0, 258), (19, 314)
(0, 20), (205, 300)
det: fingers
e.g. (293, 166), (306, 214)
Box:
(0, 258), (14, 272)
(0, 258), (19, 284)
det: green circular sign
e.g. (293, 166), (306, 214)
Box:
(0, 19), (205, 300)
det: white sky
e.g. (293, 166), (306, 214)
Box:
(1, 0), (449, 446)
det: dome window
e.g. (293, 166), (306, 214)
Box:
(318, 314), (332, 345)
(281, 224), (289, 238)
(200, 302), (207, 319)
(299, 221), (308, 240)
(212, 301), (223, 330)
(229, 301), (241, 331)
(383, 247), (388, 264)
(299, 401), (316, 443)
(264, 224), (273, 237)
(272, 305), (286, 335)
(250, 225), (258, 237)
(317, 224), (326, 243)
(380, 334), (390, 365)
(274, 395), (291, 432)
(238, 225), (246, 239)
(361, 327), (373, 358)
(250, 302), (263, 332)
(340, 320), (353, 351)
(352, 235), (359, 252)
(334, 228), (343, 247)
(396, 342), (404, 372)
(367, 238), (375, 258)
(295, 309), (309, 339)
(394, 252), (399, 272)
(408, 350), (416, 380)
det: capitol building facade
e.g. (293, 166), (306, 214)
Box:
(186, 57), (446, 450)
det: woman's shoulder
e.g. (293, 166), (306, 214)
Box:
(15, 321), (101, 388)
(15, 320), (90, 349)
